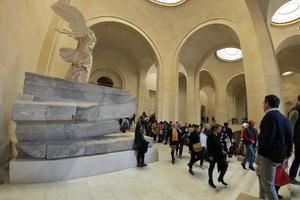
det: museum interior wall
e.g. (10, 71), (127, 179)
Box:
(0, 0), (58, 143)
(0, 0), (299, 158)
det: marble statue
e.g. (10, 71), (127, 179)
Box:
(51, 2), (97, 82)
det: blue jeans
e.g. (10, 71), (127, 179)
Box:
(242, 144), (255, 167)
(258, 156), (279, 200)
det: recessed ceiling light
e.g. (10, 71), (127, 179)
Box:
(150, 0), (186, 6)
(282, 71), (294, 76)
(216, 48), (242, 62)
(271, 0), (300, 26)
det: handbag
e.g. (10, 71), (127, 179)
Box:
(193, 143), (202, 152)
(275, 165), (290, 186)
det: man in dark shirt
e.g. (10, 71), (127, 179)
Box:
(256, 95), (293, 200)
(188, 125), (201, 175)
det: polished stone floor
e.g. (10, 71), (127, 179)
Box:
(0, 143), (293, 200)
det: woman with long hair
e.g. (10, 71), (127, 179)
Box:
(207, 124), (228, 188)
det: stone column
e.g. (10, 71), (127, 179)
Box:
(156, 63), (178, 122)
(240, 0), (283, 123)
(214, 85), (227, 124)
(186, 72), (199, 124)
(137, 68), (149, 116)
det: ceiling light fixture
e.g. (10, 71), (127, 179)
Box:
(282, 71), (294, 76)
(150, 0), (186, 6)
(271, 0), (300, 26)
(216, 48), (242, 62)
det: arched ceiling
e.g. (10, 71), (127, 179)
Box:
(90, 22), (157, 68)
(226, 74), (245, 92)
(257, 0), (289, 22)
(199, 70), (216, 90)
(179, 24), (240, 72)
(277, 45), (300, 74)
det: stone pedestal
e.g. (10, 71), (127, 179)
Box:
(10, 147), (159, 183)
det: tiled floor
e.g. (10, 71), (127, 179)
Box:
(0, 143), (292, 200)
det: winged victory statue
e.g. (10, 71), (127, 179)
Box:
(51, 2), (97, 82)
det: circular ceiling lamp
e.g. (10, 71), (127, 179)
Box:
(282, 71), (294, 76)
(216, 48), (243, 62)
(149, 0), (186, 6)
(271, 0), (300, 26)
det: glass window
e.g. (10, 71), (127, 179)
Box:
(271, 0), (300, 25)
(216, 48), (242, 62)
(150, 0), (186, 6)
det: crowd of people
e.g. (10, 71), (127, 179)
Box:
(132, 94), (300, 200)
(133, 111), (235, 189)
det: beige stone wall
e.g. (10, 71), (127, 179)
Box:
(47, 0), (280, 123)
(1, 0), (296, 142)
(0, 0), (57, 141)
(201, 54), (244, 123)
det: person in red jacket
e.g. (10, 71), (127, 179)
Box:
(241, 120), (258, 171)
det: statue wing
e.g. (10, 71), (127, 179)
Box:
(51, 2), (89, 38)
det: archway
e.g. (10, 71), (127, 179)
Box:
(226, 74), (247, 124)
(199, 69), (216, 123)
(178, 72), (187, 123)
(276, 35), (300, 114)
(88, 19), (162, 117)
(176, 22), (242, 123)
(90, 66), (125, 89)
(97, 76), (113, 87)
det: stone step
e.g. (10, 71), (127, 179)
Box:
(15, 120), (120, 142)
(24, 72), (133, 103)
(12, 99), (135, 122)
(16, 132), (153, 160)
(10, 147), (159, 183)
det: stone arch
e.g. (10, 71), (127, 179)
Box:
(276, 34), (300, 114)
(178, 72), (187, 122)
(275, 34), (300, 55)
(173, 17), (280, 123)
(225, 73), (247, 123)
(90, 66), (125, 89)
(87, 17), (163, 117)
(199, 68), (217, 90)
(87, 16), (163, 69)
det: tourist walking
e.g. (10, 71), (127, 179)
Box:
(256, 95), (293, 200)
(207, 124), (228, 188)
(241, 120), (258, 171)
(188, 125), (201, 175)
